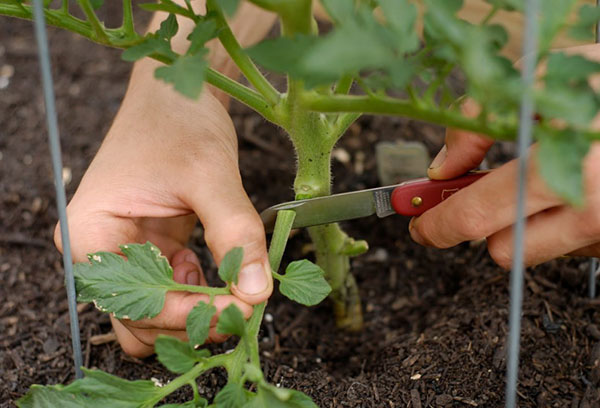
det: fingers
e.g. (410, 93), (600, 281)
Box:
(171, 248), (208, 286)
(111, 316), (154, 358)
(111, 316), (228, 359)
(125, 291), (253, 331)
(410, 149), (563, 249)
(428, 100), (494, 180)
(485, 206), (599, 268)
(183, 159), (272, 306)
(113, 292), (252, 358)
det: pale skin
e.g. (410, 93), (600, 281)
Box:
(56, 3), (600, 358)
(55, 1), (278, 357)
(410, 44), (600, 268)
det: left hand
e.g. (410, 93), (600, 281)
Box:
(408, 113), (600, 269)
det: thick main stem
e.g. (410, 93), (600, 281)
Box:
(285, 101), (364, 330)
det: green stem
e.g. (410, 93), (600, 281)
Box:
(155, 361), (207, 400)
(170, 283), (230, 296)
(76, 0), (109, 42)
(268, 210), (296, 273)
(333, 112), (361, 142)
(122, 0), (135, 36)
(335, 75), (354, 95)
(207, 0), (280, 105)
(307, 224), (363, 331)
(227, 209), (297, 382)
(189, 380), (200, 402)
(61, 0), (68, 14)
(205, 68), (278, 123)
(301, 93), (515, 140)
(481, 5), (499, 25)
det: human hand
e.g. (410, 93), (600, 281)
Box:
(54, 60), (272, 357)
(409, 99), (600, 268)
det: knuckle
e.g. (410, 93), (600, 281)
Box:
(415, 217), (447, 248)
(487, 237), (512, 269)
(454, 203), (488, 242)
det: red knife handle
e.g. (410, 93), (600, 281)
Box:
(391, 171), (490, 216)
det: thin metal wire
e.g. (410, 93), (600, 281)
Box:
(597, 0), (600, 43)
(591, 258), (598, 298)
(32, 0), (83, 379)
(505, 0), (539, 406)
(591, 0), (600, 299)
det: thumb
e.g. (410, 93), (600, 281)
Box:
(427, 100), (494, 180)
(184, 165), (272, 306)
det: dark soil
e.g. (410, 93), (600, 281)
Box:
(2, 6), (600, 408)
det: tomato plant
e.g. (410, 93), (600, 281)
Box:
(3, 0), (600, 406)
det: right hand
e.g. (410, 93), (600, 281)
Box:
(54, 61), (272, 357)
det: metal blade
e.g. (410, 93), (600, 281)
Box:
(260, 185), (399, 232)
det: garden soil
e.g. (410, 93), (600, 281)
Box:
(2, 8), (600, 408)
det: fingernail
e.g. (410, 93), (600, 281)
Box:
(409, 218), (425, 245)
(429, 145), (447, 170)
(185, 251), (201, 267)
(186, 270), (200, 285)
(236, 262), (269, 295)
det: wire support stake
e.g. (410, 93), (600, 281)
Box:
(32, 0), (83, 379)
(591, 0), (600, 299)
(505, 0), (539, 407)
(597, 0), (600, 43)
(590, 258), (598, 299)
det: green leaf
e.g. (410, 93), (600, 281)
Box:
(140, 0), (197, 19)
(17, 368), (164, 407)
(246, 35), (317, 77)
(569, 4), (600, 40)
(186, 301), (217, 346)
(17, 385), (89, 408)
(535, 85), (598, 127)
(300, 22), (393, 85)
(276, 260), (331, 306)
(187, 19), (219, 55)
(216, 304), (246, 337)
(320, 0), (355, 24)
(122, 36), (176, 62)
(243, 364), (264, 382)
(218, 247), (244, 285)
(245, 384), (317, 408)
(539, 0), (577, 52)
(63, 368), (162, 401)
(378, 0), (417, 35)
(218, 0), (240, 16)
(545, 52), (600, 88)
(537, 129), (591, 206)
(160, 401), (207, 408)
(155, 52), (208, 99)
(90, 0), (104, 10)
(157, 14), (179, 40)
(155, 335), (209, 373)
(214, 383), (248, 407)
(484, 0), (522, 11)
(74, 242), (178, 320)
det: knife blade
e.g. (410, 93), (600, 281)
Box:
(260, 171), (489, 232)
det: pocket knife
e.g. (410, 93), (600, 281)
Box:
(260, 171), (489, 232)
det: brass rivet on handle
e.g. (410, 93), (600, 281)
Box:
(411, 196), (423, 207)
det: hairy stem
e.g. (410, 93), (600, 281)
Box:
(302, 92), (515, 140)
